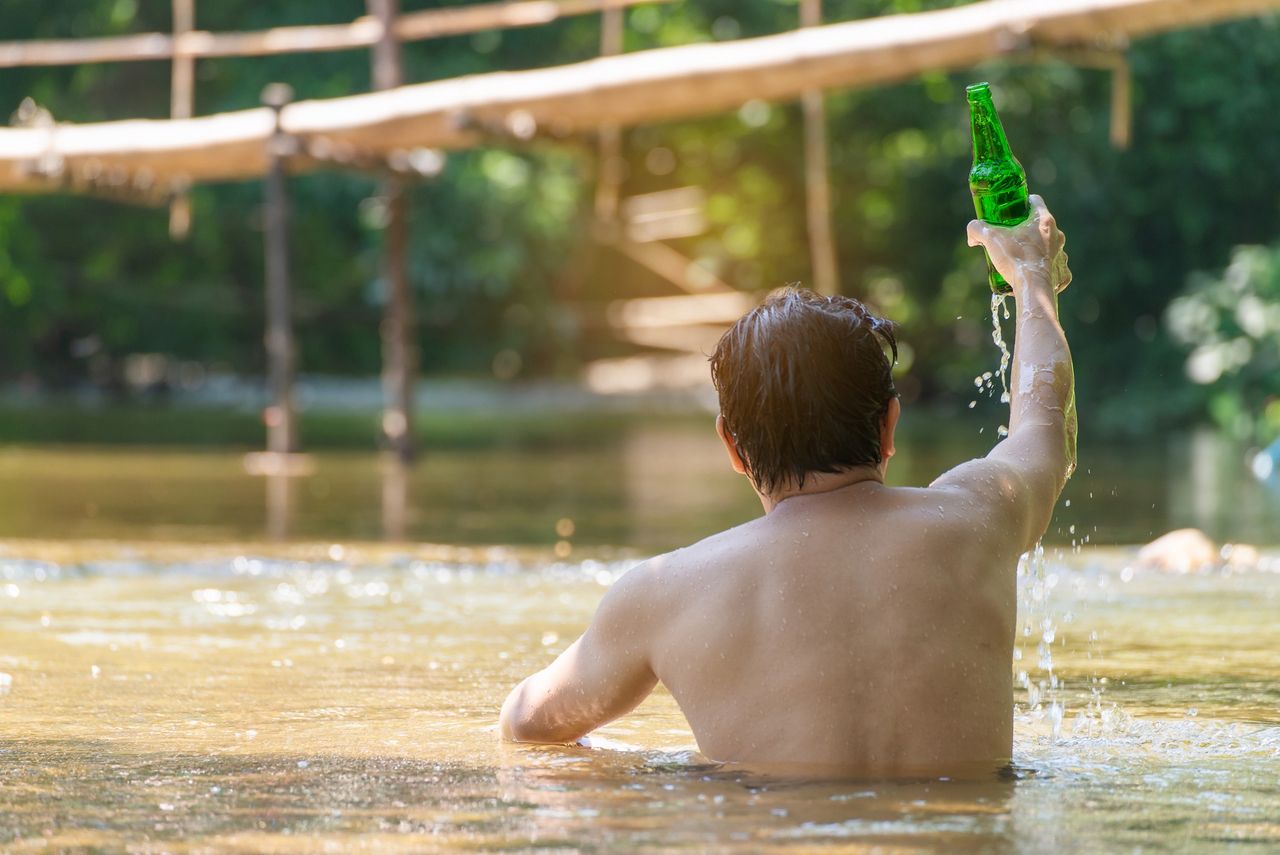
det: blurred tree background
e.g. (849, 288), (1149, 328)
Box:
(1, 0), (1278, 439)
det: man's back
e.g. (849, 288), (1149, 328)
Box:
(500, 198), (1074, 780)
(647, 480), (1019, 777)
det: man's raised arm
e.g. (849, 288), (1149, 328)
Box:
(934, 195), (1077, 554)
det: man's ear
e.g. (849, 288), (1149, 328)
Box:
(880, 397), (901, 466)
(715, 414), (748, 476)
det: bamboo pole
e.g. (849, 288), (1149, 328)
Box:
(0, 0), (675, 68)
(1110, 50), (1133, 150)
(800, 0), (840, 297)
(168, 0), (194, 239)
(261, 83), (299, 457)
(368, 0), (417, 465)
(594, 2), (625, 227)
(1033, 42), (1133, 149)
(2, 0), (1277, 193)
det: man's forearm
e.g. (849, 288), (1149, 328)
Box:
(1007, 271), (1077, 482)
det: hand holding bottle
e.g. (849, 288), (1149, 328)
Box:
(966, 195), (1071, 297)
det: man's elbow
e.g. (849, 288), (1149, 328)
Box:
(499, 680), (532, 742)
(499, 680), (576, 744)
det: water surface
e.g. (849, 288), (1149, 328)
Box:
(1, 423), (1278, 850)
(1, 547), (1278, 851)
(0, 424), (1275, 550)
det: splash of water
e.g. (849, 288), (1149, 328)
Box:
(990, 293), (1012, 407)
(1016, 543), (1064, 738)
(970, 295), (1013, 438)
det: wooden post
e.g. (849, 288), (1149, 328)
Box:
(368, 0), (416, 464)
(594, 1), (624, 227)
(261, 83), (299, 456)
(801, 0), (839, 296)
(169, 0), (194, 239)
(1110, 49), (1132, 150)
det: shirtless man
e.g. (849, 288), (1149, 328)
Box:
(500, 196), (1075, 779)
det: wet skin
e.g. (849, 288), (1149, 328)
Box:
(500, 196), (1076, 778)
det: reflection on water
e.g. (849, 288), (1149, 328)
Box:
(381, 457), (409, 543)
(0, 424), (1276, 550)
(265, 472), (292, 543)
(0, 549), (1277, 851)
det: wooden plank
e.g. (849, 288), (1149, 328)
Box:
(621, 186), (706, 243)
(615, 239), (734, 295)
(607, 292), (759, 329)
(0, 0), (675, 68)
(1, 0), (1277, 192)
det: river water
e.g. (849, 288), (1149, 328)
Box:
(1, 425), (1278, 851)
(0, 423), (1276, 550)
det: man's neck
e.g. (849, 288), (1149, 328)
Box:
(760, 465), (884, 514)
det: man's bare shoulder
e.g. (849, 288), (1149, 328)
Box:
(618, 516), (771, 603)
(869, 476), (1028, 566)
(924, 459), (1039, 547)
(929, 456), (1028, 507)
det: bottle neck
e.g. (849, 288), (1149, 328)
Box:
(969, 97), (1013, 162)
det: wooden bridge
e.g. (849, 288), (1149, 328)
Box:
(2, 0), (1277, 462)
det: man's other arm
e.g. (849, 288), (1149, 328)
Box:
(933, 195), (1076, 554)
(499, 562), (659, 744)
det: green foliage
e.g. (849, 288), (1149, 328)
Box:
(1166, 244), (1280, 440)
(0, 1), (1278, 436)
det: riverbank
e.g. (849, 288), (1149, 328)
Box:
(0, 378), (714, 449)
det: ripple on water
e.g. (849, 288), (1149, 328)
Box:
(0, 546), (1279, 851)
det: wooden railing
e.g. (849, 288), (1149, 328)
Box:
(0, 0), (673, 67)
(3, 0), (1277, 195)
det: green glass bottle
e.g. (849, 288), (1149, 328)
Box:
(967, 82), (1029, 295)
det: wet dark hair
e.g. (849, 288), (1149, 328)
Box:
(709, 287), (899, 496)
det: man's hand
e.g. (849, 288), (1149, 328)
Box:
(967, 195), (1071, 296)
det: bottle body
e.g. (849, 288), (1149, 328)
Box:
(967, 83), (1029, 295)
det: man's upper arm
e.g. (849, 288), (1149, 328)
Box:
(931, 424), (1067, 554)
(499, 563), (660, 744)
